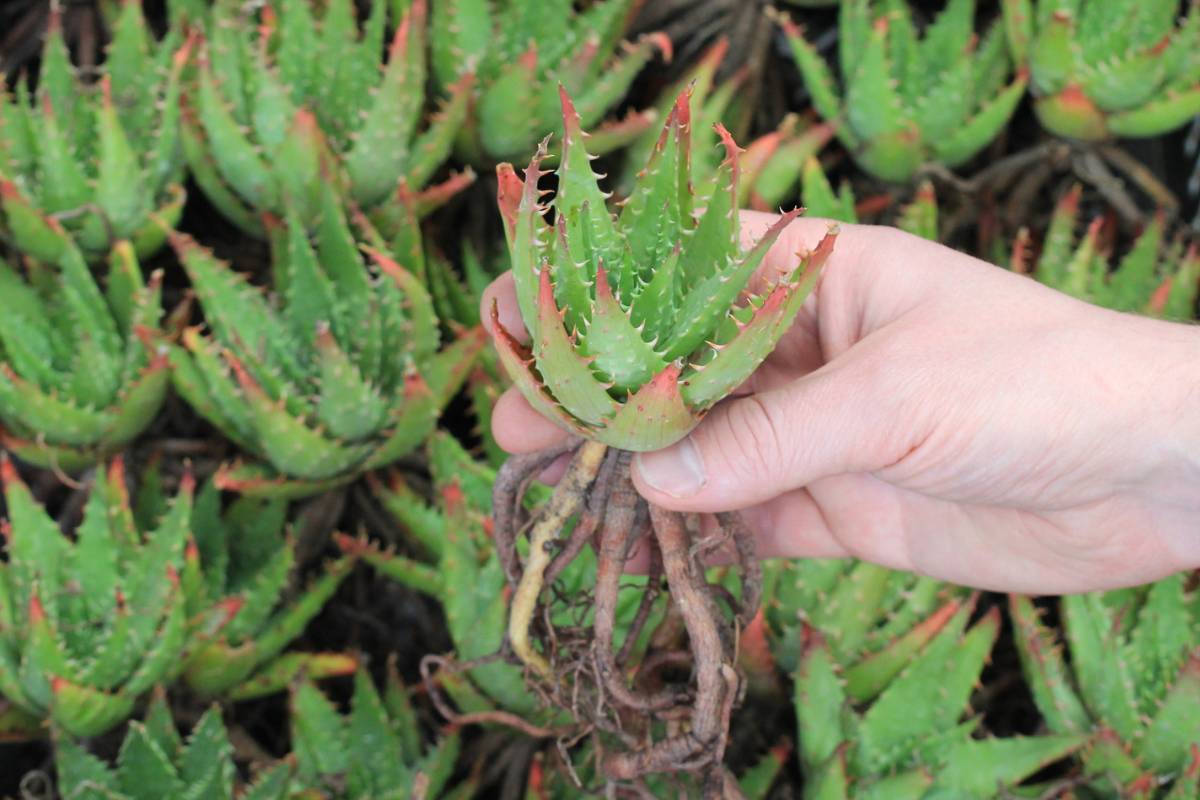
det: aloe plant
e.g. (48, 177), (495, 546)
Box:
(430, 0), (667, 165)
(779, 0), (1028, 182)
(1011, 581), (1200, 797)
(487, 86), (836, 783)
(132, 473), (356, 700)
(184, 0), (470, 237)
(0, 241), (168, 471)
(168, 186), (485, 498)
(796, 596), (1086, 798)
(55, 690), (295, 800)
(0, 2), (187, 263)
(0, 457), (194, 738)
(290, 667), (464, 799)
(1018, 185), (1200, 319)
(1003, 0), (1200, 141)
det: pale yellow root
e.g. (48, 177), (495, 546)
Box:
(509, 440), (609, 677)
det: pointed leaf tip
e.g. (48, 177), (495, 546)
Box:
(714, 122), (744, 166)
(108, 454), (128, 487)
(223, 352), (264, 397)
(559, 86), (584, 143)
(0, 453), (19, 488)
(179, 468), (196, 497)
(519, 44), (538, 71)
(441, 481), (465, 514)
(497, 163), (522, 233)
(642, 32), (674, 63)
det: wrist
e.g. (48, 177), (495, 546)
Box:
(1130, 316), (1200, 511)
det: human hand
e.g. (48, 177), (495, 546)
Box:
(482, 211), (1200, 595)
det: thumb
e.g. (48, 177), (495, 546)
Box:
(631, 365), (888, 512)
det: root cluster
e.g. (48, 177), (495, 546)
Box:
(486, 439), (762, 796)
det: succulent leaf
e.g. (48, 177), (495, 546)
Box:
(172, 484), (350, 699)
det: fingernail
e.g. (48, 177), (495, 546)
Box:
(635, 437), (706, 497)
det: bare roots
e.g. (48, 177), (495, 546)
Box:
(483, 442), (762, 796)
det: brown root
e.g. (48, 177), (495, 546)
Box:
(484, 444), (763, 795)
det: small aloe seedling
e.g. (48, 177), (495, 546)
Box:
(1017, 185), (1200, 319)
(184, 0), (471, 237)
(779, 0), (1028, 182)
(488, 87), (835, 784)
(55, 690), (296, 800)
(169, 188), (485, 498)
(796, 596), (1086, 798)
(0, 457), (194, 738)
(0, 241), (168, 473)
(431, 0), (668, 165)
(128, 474), (356, 700)
(290, 666), (464, 799)
(1012, 578), (1200, 797)
(0, 2), (187, 263)
(1003, 0), (1200, 141)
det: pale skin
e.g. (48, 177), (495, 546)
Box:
(482, 211), (1200, 595)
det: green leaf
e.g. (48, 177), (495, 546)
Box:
(1141, 651), (1200, 774)
(178, 708), (235, 799)
(194, 60), (276, 212)
(794, 628), (846, 772)
(854, 604), (992, 775)
(56, 736), (119, 800)
(779, 15), (846, 141)
(292, 680), (349, 779)
(1063, 592), (1141, 741)
(95, 81), (149, 239)
(116, 723), (185, 800)
(344, 5), (426, 207)
(929, 735), (1085, 797)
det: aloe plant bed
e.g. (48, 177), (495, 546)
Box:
(3, 0), (1200, 797)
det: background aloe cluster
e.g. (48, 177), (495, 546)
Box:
(0, 0), (1198, 797)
